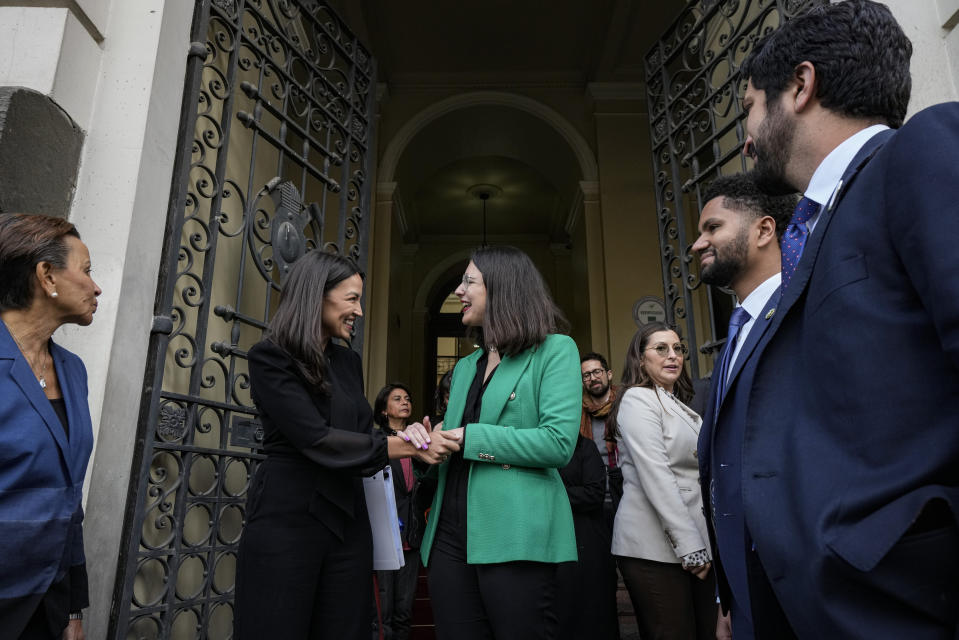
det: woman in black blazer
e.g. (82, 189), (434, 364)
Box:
(234, 252), (460, 640)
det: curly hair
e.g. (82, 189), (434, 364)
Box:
(703, 173), (797, 241)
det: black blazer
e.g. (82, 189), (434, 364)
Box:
(246, 339), (388, 540)
(698, 287), (781, 634)
(556, 435), (619, 640)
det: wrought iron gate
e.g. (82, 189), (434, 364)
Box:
(644, 0), (825, 379)
(111, 1), (375, 637)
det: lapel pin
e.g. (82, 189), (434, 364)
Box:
(765, 308), (776, 320)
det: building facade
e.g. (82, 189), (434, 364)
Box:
(1, 1), (957, 637)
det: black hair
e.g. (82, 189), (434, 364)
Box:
(703, 173), (797, 240)
(580, 352), (610, 371)
(373, 382), (412, 433)
(0, 213), (80, 311)
(266, 250), (363, 391)
(469, 245), (569, 356)
(433, 369), (453, 418)
(741, 0), (912, 128)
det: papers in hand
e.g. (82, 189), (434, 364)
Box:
(363, 466), (405, 570)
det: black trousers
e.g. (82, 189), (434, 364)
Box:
(616, 555), (716, 640)
(375, 548), (421, 640)
(427, 546), (559, 640)
(234, 467), (373, 640)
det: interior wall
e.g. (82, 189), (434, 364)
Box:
(591, 93), (663, 378)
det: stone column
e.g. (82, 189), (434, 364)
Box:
(367, 181), (398, 396)
(578, 180), (610, 357)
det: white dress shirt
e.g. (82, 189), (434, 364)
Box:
(805, 124), (889, 233)
(727, 272), (781, 383)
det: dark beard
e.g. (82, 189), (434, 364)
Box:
(751, 99), (797, 196)
(700, 226), (749, 288)
(587, 382), (610, 398)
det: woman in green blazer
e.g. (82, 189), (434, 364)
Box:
(421, 245), (582, 640)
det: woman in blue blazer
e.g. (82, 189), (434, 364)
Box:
(0, 214), (102, 639)
(421, 246), (582, 640)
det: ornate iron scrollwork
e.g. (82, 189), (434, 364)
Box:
(644, 0), (826, 379)
(269, 180), (309, 284)
(112, 2), (375, 637)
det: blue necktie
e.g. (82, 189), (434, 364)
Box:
(781, 196), (820, 289)
(713, 306), (751, 417)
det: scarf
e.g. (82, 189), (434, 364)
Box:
(581, 384), (619, 466)
(580, 383), (617, 438)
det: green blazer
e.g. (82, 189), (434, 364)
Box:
(420, 333), (582, 565)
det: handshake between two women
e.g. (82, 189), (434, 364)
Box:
(396, 416), (463, 465)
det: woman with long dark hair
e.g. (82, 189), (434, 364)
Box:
(611, 322), (715, 640)
(234, 251), (460, 640)
(419, 245), (582, 640)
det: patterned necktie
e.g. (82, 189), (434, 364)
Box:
(713, 306), (751, 417)
(781, 196), (820, 289)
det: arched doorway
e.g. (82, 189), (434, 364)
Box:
(369, 97), (602, 405)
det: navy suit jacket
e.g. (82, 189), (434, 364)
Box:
(698, 287), (780, 637)
(0, 322), (93, 601)
(740, 103), (959, 637)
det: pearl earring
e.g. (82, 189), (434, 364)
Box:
(51, 291), (58, 298)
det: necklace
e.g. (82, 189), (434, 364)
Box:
(6, 325), (49, 389)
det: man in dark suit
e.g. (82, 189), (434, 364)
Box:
(692, 174), (794, 640)
(732, 1), (959, 637)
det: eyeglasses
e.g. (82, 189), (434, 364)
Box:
(645, 343), (688, 358)
(461, 274), (482, 289)
(582, 368), (608, 381)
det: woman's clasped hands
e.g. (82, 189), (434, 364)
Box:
(397, 416), (463, 464)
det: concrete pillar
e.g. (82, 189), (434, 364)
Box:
(59, 2), (194, 637)
(579, 180), (610, 357)
(875, 0), (959, 114)
(366, 182), (397, 397)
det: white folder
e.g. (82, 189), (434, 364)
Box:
(363, 466), (405, 570)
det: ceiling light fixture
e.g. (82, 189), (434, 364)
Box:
(466, 184), (502, 248)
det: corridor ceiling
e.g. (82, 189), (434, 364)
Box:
(331, 0), (683, 244)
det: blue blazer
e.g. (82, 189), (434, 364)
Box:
(0, 322), (93, 600)
(698, 288), (780, 639)
(740, 103), (959, 637)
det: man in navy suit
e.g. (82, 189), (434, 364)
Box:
(692, 174), (794, 640)
(732, 1), (959, 637)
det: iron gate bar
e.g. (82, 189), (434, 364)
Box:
(110, 0), (213, 633)
(111, 1), (375, 637)
(645, 0), (827, 379)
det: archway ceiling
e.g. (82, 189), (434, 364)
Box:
(348, 0), (682, 85)
(393, 105), (580, 243)
(410, 155), (561, 240)
(328, 0), (685, 242)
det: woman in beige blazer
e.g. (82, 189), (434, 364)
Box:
(611, 322), (716, 640)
